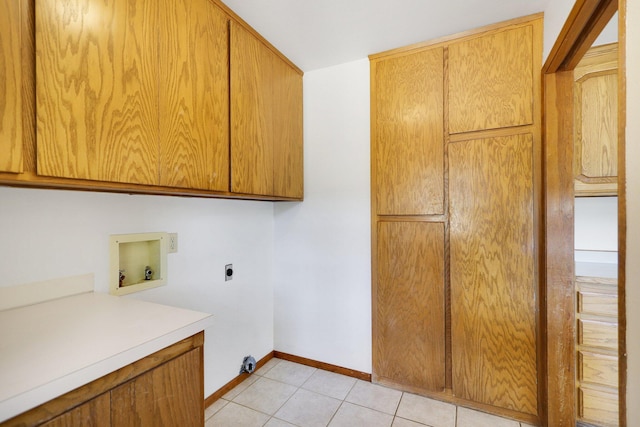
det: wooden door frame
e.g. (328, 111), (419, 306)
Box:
(542, 0), (626, 425)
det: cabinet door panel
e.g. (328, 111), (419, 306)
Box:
(272, 58), (303, 198)
(36, 0), (159, 185)
(374, 49), (444, 215)
(41, 393), (110, 427)
(111, 348), (202, 426)
(230, 22), (274, 196)
(0, 0), (23, 173)
(449, 134), (537, 415)
(159, 0), (229, 191)
(375, 221), (446, 391)
(575, 71), (618, 181)
(449, 26), (533, 133)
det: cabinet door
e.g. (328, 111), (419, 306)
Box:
(375, 221), (446, 392)
(111, 348), (203, 426)
(373, 48), (444, 215)
(272, 56), (303, 198)
(41, 393), (110, 427)
(449, 134), (537, 415)
(230, 22), (274, 196)
(158, 0), (229, 191)
(574, 44), (618, 196)
(448, 25), (534, 134)
(0, 0), (23, 173)
(36, 0), (159, 185)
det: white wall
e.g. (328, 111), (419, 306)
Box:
(0, 187), (274, 397)
(273, 58), (372, 373)
(624, 0), (640, 421)
(542, 0), (575, 60)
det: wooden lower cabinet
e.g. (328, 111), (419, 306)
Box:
(576, 276), (619, 427)
(3, 333), (204, 427)
(111, 349), (202, 426)
(374, 221), (446, 392)
(41, 394), (111, 427)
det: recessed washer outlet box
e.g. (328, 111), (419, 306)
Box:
(109, 232), (168, 295)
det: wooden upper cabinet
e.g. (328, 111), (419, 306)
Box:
(231, 21), (273, 196)
(574, 43), (618, 197)
(448, 24), (534, 134)
(36, 0), (159, 185)
(272, 54), (304, 199)
(158, 0), (229, 191)
(0, 0), (24, 173)
(373, 48), (444, 215)
(375, 221), (446, 392)
(449, 133), (538, 416)
(230, 22), (303, 198)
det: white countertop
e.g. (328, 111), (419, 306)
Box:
(0, 292), (213, 423)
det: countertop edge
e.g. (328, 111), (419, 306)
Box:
(0, 302), (213, 423)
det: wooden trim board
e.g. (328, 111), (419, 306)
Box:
(543, 0), (625, 425)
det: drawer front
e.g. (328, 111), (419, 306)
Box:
(578, 386), (619, 426)
(579, 351), (619, 388)
(579, 319), (618, 351)
(578, 291), (618, 317)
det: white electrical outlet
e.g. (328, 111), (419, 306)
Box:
(168, 233), (178, 253)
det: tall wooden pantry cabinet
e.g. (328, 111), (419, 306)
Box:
(370, 14), (543, 424)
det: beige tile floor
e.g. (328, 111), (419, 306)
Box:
(205, 358), (537, 427)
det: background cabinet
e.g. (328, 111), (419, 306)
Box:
(2, 0), (302, 201)
(36, 0), (160, 185)
(448, 25), (534, 134)
(370, 15), (542, 423)
(375, 221), (445, 392)
(230, 22), (303, 198)
(449, 134), (537, 415)
(373, 48), (444, 216)
(574, 43), (618, 197)
(0, 0), (24, 173)
(158, 0), (229, 191)
(3, 334), (204, 427)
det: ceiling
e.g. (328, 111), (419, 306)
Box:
(222, 0), (551, 71)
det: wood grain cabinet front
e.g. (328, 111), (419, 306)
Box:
(1, 0), (302, 200)
(370, 14), (542, 424)
(448, 24), (534, 134)
(35, 0), (229, 190)
(1, 333), (204, 427)
(573, 43), (618, 197)
(372, 48), (444, 216)
(230, 22), (303, 198)
(0, 0), (24, 173)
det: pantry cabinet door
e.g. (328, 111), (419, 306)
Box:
(159, 0), (230, 191)
(448, 25), (534, 134)
(373, 48), (444, 215)
(36, 0), (159, 185)
(375, 221), (446, 392)
(230, 22), (274, 196)
(0, 0), (23, 173)
(449, 133), (537, 415)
